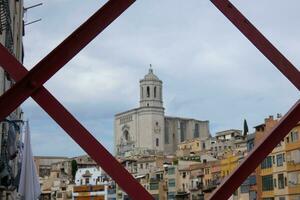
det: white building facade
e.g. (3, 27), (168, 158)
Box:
(73, 167), (109, 200)
(114, 68), (210, 157)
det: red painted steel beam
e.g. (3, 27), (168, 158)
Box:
(211, 0), (300, 90)
(0, 0), (136, 122)
(209, 100), (300, 200)
(209, 0), (300, 199)
(0, 44), (154, 200)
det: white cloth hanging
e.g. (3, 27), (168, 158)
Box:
(18, 121), (41, 199)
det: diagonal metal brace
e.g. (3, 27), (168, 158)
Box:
(211, 0), (300, 90)
(209, 100), (300, 199)
(0, 44), (154, 199)
(210, 0), (300, 199)
(0, 0), (136, 122)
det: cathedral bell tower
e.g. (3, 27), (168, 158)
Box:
(140, 66), (163, 108)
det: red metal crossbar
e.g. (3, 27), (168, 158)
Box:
(211, 0), (300, 91)
(0, 0), (298, 199)
(209, 0), (300, 199)
(0, 0), (154, 199)
(0, 0), (136, 122)
(209, 100), (300, 199)
(0, 45), (153, 200)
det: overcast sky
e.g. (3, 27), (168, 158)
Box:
(22, 0), (299, 157)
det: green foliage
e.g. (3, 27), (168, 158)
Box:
(243, 119), (249, 136)
(71, 160), (78, 180)
(173, 159), (178, 165)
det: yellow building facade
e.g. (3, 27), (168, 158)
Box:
(255, 116), (300, 200)
(220, 154), (239, 178)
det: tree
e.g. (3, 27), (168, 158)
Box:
(243, 119), (249, 137)
(71, 160), (78, 181)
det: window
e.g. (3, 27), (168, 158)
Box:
(249, 175), (256, 185)
(262, 175), (273, 191)
(249, 191), (257, 200)
(180, 122), (186, 142)
(194, 123), (199, 138)
(164, 121), (169, 144)
(278, 174), (285, 189)
(168, 192), (175, 200)
(150, 182), (158, 190)
(291, 131), (299, 142)
(159, 87), (162, 99)
(141, 87), (143, 98)
(154, 86), (156, 98)
(156, 138), (159, 147)
(156, 173), (163, 181)
(204, 168), (210, 175)
(123, 130), (129, 141)
(261, 156), (272, 169)
(288, 171), (300, 187)
(240, 185), (249, 193)
(287, 149), (300, 164)
(168, 167), (175, 175)
(182, 172), (186, 178)
(147, 86), (150, 97)
(247, 140), (255, 151)
(168, 179), (176, 187)
(276, 154), (284, 167)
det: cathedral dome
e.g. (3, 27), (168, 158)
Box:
(143, 68), (160, 81)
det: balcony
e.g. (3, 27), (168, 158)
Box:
(202, 183), (217, 193)
(261, 190), (274, 198)
(286, 162), (300, 171)
(260, 167), (273, 176)
(288, 185), (300, 194)
(73, 185), (105, 192)
(189, 185), (203, 192)
(285, 139), (300, 151)
(176, 191), (190, 199)
(107, 188), (116, 195)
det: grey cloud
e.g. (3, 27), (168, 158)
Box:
(23, 0), (299, 156)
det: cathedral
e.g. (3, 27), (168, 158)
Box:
(114, 68), (210, 157)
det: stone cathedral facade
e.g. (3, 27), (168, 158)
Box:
(114, 68), (210, 157)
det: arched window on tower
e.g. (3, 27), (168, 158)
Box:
(154, 87), (157, 98)
(160, 87), (162, 99)
(141, 87), (143, 98)
(147, 86), (150, 97)
(123, 130), (129, 141)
